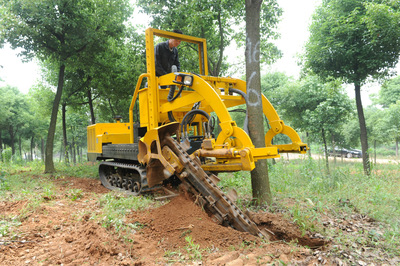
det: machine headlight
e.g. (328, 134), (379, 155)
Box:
(174, 74), (193, 86)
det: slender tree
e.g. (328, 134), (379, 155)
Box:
(245, 0), (272, 205)
(364, 107), (386, 164)
(279, 76), (353, 174)
(304, 0), (400, 175)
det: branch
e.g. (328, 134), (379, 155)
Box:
(64, 43), (88, 59)
(41, 42), (58, 53)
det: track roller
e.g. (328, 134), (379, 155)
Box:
(99, 161), (148, 195)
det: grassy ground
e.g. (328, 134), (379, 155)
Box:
(220, 156), (400, 258)
(0, 161), (155, 233)
(1, 157), (399, 263)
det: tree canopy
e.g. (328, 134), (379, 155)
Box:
(379, 76), (400, 108)
(0, 0), (132, 172)
(0, 85), (30, 155)
(137, 0), (282, 76)
(303, 0), (400, 175)
(304, 0), (400, 85)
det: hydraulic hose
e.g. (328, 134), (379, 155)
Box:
(181, 109), (211, 140)
(221, 88), (249, 134)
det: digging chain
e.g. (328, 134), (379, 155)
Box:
(163, 136), (267, 238)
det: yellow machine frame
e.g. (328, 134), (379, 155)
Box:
(87, 28), (307, 172)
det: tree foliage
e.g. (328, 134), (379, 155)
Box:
(0, 0), (132, 172)
(303, 0), (400, 175)
(137, 0), (282, 76)
(281, 77), (353, 134)
(342, 114), (361, 148)
(278, 76), (353, 173)
(0, 85), (29, 155)
(304, 0), (400, 84)
(1, 0), (131, 61)
(86, 29), (146, 123)
(379, 75), (400, 108)
(261, 71), (292, 107)
(384, 101), (400, 157)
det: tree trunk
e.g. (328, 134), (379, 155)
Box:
(396, 138), (399, 159)
(18, 135), (22, 159)
(354, 82), (370, 175)
(8, 125), (15, 155)
(19, 135), (22, 159)
(306, 132), (312, 159)
(322, 128), (330, 175)
(30, 136), (34, 161)
(215, 10), (224, 76)
(108, 99), (116, 119)
(62, 103), (70, 164)
(87, 88), (96, 125)
(331, 134), (337, 165)
(71, 130), (77, 164)
(45, 63), (65, 173)
(59, 142), (63, 162)
(0, 130), (2, 161)
(41, 138), (45, 162)
(34, 143), (38, 160)
(245, 0), (271, 205)
(374, 140), (376, 165)
(202, 8), (224, 77)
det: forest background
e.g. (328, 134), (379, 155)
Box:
(1, 0), (400, 169)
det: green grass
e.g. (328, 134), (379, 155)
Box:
(53, 162), (99, 179)
(97, 192), (157, 232)
(163, 236), (206, 263)
(0, 168), (56, 201)
(0, 167), (55, 240)
(219, 157), (400, 256)
(184, 235), (203, 260)
(0, 218), (22, 238)
(66, 188), (84, 201)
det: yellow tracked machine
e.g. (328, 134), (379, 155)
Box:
(87, 28), (307, 238)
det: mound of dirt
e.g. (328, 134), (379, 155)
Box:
(128, 195), (259, 250)
(129, 194), (327, 250)
(127, 194), (327, 264)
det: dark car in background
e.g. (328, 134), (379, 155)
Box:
(327, 147), (362, 158)
(347, 149), (362, 158)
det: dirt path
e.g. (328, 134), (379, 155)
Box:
(285, 153), (400, 164)
(0, 176), (332, 265)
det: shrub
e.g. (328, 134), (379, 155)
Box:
(1, 148), (12, 163)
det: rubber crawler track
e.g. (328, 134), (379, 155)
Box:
(99, 161), (158, 195)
